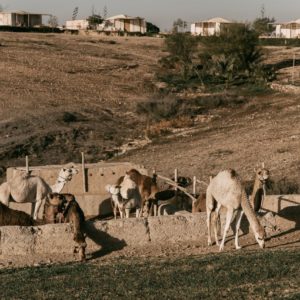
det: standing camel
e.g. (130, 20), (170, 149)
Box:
(206, 169), (265, 251)
(126, 169), (159, 217)
(250, 167), (270, 212)
(0, 166), (78, 220)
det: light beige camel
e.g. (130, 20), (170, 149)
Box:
(250, 167), (270, 212)
(0, 166), (78, 220)
(206, 169), (265, 251)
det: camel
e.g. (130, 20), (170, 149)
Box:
(126, 169), (159, 217)
(44, 193), (87, 261)
(105, 184), (125, 219)
(119, 174), (141, 218)
(0, 165), (78, 220)
(250, 167), (270, 212)
(206, 169), (266, 251)
(0, 202), (36, 226)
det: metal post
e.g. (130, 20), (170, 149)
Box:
(81, 152), (86, 193)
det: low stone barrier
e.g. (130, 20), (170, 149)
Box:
(262, 195), (300, 230)
(0, 211), (295, 258)
(0, 214), (207, 257)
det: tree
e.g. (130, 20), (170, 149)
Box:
(199, 24), (268, 84)
(161, 32), (198, 81)
(87, 14), (103, 29)
(173, 18), (188, 33)
(253, 5), (275, 36)
(48, 15), (58, 28)
(146, 22), (160, 34)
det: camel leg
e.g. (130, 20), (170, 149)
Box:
(136, 208), (140, 218)
(206, 189), (214, 247)
(213, 203), (222, 246)
(219, 208), (234, 251)
(234, 209), (244, 250)
(207, 209), (212, 246)
(125, 208), (130, 218)
(113, 206), (117, 219)
(33, 198), (42, 220)
(31, 202), (36, 218)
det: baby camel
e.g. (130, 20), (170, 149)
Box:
(206, 169), (266, 251)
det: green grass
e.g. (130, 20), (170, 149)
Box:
(0, 250), (299, 299)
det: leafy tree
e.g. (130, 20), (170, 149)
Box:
(199, 24), (269, 85)
(48, 15), (58, 28)
(87, 14), (103, 29)
(159, 32), (198, 81)
(173, 18), (188, 33)
(253, 5), (275, 36)
(146, 22), (160, 34)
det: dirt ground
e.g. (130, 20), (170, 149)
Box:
(0, 32), (299, 267)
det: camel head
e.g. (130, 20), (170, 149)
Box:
(105, 184), (120, 195)
(254, 225), (266, 249)
(58, 166), (79, 183)
(254, 167), (270, 186)
(48, 193), (65, 208)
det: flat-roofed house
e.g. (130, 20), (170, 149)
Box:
(276, 19), (300, 38)
(99, 14), (146, 33)
(0, 10), (47, 27)
(65, 19), (90, 30)
(191, 17), (234, 36)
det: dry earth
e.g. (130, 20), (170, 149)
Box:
(0, 32), (299, 267)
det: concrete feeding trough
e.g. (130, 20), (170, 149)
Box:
(6, 161), (148, 218)
(262, 195), (300, 230)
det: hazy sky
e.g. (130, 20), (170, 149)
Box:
(1, 0), (300, 30)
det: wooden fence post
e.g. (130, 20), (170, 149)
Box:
(81, 152), (86, 193)
(25, 156), (29, 174)
(193, 176), (197, 196)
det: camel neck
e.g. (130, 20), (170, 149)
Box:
(51, 181), (65, 193)
(241, 189), (261, 232)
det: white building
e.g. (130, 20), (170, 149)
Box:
(65, 19), (90, 30)
(0, 10), (48, 27)
(99, 14), (146, 33)
(191, 17), (234, 36)
(275, 20), (300, 38)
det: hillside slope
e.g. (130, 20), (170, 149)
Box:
(0, 32), (299, 187)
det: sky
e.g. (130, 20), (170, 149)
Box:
(1, 0), (300, 30)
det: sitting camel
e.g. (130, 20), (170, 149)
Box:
(206, 169), (266, 251)
(44, 193), (86, 261)
(0, 202), (36, 226)
(0, 165), (78, 220)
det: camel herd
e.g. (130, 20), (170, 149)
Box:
(0, 164), (271, 260)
